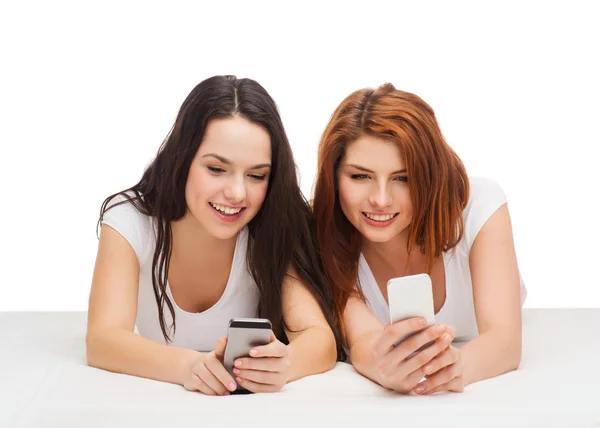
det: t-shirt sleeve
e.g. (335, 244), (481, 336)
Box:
(462, 176), (508, 250)
(462, 177), (527, 306)
(100, 194), (152, 264)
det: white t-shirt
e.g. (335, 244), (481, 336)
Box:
(101, 197), (260, 352)
(357, 176), (527, 341)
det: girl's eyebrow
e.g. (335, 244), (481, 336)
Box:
(346, 163), (406, 174)
(202, 153), (271, 169)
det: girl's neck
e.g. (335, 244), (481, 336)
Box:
(360, 228), (422, 274)
(170, 211), (238, 262)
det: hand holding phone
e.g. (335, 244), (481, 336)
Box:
(365, 274), (456, 394)
(371, 317), (454, 393)
(181, 337), (237, 396)
(224, 318), (291, 394)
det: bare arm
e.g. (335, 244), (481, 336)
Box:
(282, 270), (338, 381)
(344, 296), (386, 383)
(86, 225), (197, 385)
(460, 203), (523, 386)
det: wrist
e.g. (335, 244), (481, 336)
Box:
(458, 348), (472, 387)
(352, 340), (386, 388)
(283, 343), (295, 383)
(175, 347), (201, 386)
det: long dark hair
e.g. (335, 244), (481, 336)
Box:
(98, 75), (345, 360)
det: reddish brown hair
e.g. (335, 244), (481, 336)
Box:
(313, 83), (469, 322)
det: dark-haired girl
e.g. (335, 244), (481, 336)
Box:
(87, 75), (344, 395)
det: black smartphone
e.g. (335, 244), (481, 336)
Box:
(223, 318), (272, 394)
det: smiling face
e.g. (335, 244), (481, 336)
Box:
(184, 115), (271, 240)
(337, 134), (413, 245)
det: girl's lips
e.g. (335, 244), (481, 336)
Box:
(361, 212), (399, 228)
(209, 203), (245, 223)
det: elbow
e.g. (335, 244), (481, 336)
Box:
(287, 327), (337, 382)
(321, 329), (338, 372)
(85, 331), (100, 368)
(509, 340), (522, 372)
(85, 329), (108, 369)
(313, 327), (338, 373)
(487, 326), (522, 373)
(318, 353), (337, 374)
(327, 339), (338, 371)
(500, 332), (522, 373)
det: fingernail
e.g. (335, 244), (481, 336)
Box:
(249, 349), (258, 356)
(442, 333), (451, 343)
(229, 383), (236, 391)
(424, 365), (433, 374)
(224, 392), (230, 396)
(415, 385), (426, 394)
(236, 377), (242, 383)
(419, 318), (427, 326)
(234, 360), (242, 367)
(233, 368), (240, 374)
(436, 325), (446, 333)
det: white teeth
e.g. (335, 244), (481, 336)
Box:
(210, 203), (242, 215)
(365, 213), (396, 221)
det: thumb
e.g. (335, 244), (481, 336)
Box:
(447, 325), (457, 339)
(214, 337), (227, 358)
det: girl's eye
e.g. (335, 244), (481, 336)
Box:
(208, 166), (225, 174)
(249, 174), (266, 181)
(351, 174), (369, 180)
(394, 176), (408, 182)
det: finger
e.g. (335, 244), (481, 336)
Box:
(374, 325), (445, 381)
(196, 363), (229, 396)
(446, 375), (465, 392)
(374, 317), (428, 356)
(250, 338), (287, 358)
(422, 381), (450, 395)
(414, 364), (456, 395)
(446, 325), (457, 340)
(235, 376), (282, 393)
(423, 346), (458, 376)
(205, 355), (237, 392)
(387, 327), (451, 367)
(234, 356), (285, 372)
(234, 368), (285, 386)
(193, 373), (218, 396)
(404, 334), (453, 375)
(393, 366), (427, 393)
(214, 337), (227, 360)
(423, 375), (464, 394)
(400, 324), (450, 359)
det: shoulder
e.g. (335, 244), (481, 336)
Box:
(466, 176), (507, 204)
(100, 192), (154, 264)
(461, 176), (508, 249)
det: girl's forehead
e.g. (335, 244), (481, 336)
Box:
(198, 117), (271, 166)
(343, 136), (405, 171)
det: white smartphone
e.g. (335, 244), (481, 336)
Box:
(387, 273), (436, 352)
(223, 318), (272, 394)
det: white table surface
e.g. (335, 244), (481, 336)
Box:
(1, 309), (599, 428)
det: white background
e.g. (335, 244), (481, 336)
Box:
(1, 1), (598, 310)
